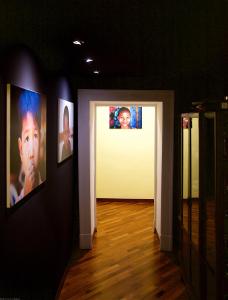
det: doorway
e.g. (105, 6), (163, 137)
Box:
(78, 90), (174, 251)
(95, 104), (156, 233)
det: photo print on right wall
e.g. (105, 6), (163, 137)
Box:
(109, 106), (142, 129)
(58, 98), (74, 163)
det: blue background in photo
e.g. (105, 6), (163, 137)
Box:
(111, 106), (142, 129)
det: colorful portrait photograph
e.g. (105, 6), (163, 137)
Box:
(109, 106), (142, 129)
(58, 99), (74, 163)
(7, 84), (46, 208)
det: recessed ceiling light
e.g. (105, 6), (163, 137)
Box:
(93, 70), (100, 74)
(73, 40), (84, 45)
(85, 58), (93, 63)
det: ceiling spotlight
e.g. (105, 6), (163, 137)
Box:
(85, 58), (93, 63)
(93, 70), (100, 74)
(73, 40), (84, 45)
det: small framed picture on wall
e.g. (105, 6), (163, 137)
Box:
(58, 98), (74, 163)
(7, 84), (47, 208)
(109, 106), (142, 129)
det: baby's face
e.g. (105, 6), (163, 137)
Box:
(118, 111), (131, 128)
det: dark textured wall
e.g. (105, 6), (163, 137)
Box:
(0, 47), (77, 299)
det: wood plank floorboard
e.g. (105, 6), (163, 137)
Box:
(58, 200), (188, 300)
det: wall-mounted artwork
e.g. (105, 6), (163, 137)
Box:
(7, 84), (46, 208)
(58, 98), (74, 163)
(109, 106), (142, 129)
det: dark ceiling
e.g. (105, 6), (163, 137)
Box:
(0, 0), (225, 89)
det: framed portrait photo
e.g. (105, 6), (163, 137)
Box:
(7, 84), (47, 208)
(109, 106), (142, 129)
(58, 98), (74, 163)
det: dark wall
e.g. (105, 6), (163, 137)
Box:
(0, 47), (77, 299)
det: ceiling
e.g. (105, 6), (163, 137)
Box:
(0, 1), (225, 83)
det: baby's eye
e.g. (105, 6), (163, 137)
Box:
(25, 136), (29, 142)
(34, 133), (38, 139)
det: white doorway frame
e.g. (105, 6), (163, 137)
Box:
(78, 90), (174, 251)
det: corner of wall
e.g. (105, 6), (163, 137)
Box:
(160, 234), (173, 251)
(79, 233), (93, 249)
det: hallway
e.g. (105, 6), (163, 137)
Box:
(58, 200), (188, 300)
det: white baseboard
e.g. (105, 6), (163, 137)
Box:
(80, 233), (93, 249)
(80, 228), (97, 249)
(160, 234), (173, 251)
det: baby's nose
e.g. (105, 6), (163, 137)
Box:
(29, 142), (34, 157)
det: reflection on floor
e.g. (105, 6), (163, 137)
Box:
(58, 200), (188, 300)
(183, 197), (216, 270)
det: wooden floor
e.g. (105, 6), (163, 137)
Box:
(58, 200), (188, 300)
